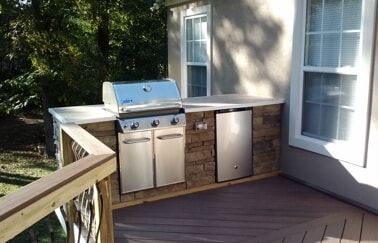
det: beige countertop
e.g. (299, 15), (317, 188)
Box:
(182, 94), (284, 113)
(48, 105), (116, 124)
(49, 94), (284, 124)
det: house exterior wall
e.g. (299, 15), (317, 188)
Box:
(210, 0), (294, 97)
(167, 0), (210, 90)
(167, 0), (294, 97)
(167, 2), (182, 88)
(167, 0), (378, 213)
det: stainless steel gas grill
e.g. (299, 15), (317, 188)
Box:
(102, 79), (186, 194)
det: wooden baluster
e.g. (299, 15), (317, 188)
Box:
(96, 176), (115, 242)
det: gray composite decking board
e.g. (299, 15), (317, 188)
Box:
(113, 176), (375, 242)
(301, 224), (327, 243)
(114, 230), (248, 242)
(321, 217), (345, 242)
(114, 223), (269, 237)
(115, 209), (314, 224)
(360, 212), (378, 242)
(281, 232), (306, 243)
(341, 212), (363, 242)
(114, 216), (297, 229)
(237, 207), (378, 242)
(116, 198), (344, 213)
(246, 211), (363, 243)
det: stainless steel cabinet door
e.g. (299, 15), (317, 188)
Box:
(118, 131), (154, 193)
(154, 127), (185, 187)
(216, 109), (252, 182)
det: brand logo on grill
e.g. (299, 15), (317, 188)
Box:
(122, 99), (133, 104)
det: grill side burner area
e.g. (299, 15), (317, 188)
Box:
(102, 80), (186, 194)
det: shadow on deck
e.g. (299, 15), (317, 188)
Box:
(112, 176), (378, 242)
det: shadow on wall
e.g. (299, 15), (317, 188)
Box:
(211, 0), (293, 98)
(281, 144), (378, 214)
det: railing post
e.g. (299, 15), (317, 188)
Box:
(97, 175), (115, 242)
(60, 129), (76, 243)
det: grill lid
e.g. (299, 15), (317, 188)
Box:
(102, 79), (183, 118)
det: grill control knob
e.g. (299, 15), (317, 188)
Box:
(131, 122), (139, 129)
(151, 119), (160, 127)
(171, 116), (180, 125)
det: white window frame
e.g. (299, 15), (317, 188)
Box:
(180, 5), (211, 98)
(289, 0), (376, 166)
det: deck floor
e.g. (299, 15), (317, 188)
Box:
(112, 176), (378, 243)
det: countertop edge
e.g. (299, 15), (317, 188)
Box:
(57, 116), (117, 125)
(183, 97), (285, 113)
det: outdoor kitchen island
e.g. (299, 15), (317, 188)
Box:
(49, 94), (284, 208)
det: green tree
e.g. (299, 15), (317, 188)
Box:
(0, 0), (168, 156)
(26, 0), (107, 155)
(0, 0), (38, 111)
(110, 1), (168, 80)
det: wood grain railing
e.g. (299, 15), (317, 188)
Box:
(0, 123), (116, 243)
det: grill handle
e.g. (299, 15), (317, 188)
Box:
(157, 134), (183, 140)
(120, 103), (182, 113)
(122, 137), (151, 144)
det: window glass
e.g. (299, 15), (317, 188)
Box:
(321, 33), (340, 67)
(307, 0), (322, 32)
(302, 72), (357, 142)
(186, 16), (207, 63)
(302, 0), (361, 143)
(323, 0), (342, 31)
(187, 65), (207, 97)
(184, 13), (208, 97)
(305, 0), (361, 68)
(343, 0), (361, 30)
(341, 32), (360, 67)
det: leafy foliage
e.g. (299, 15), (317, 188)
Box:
(110, 1), (168, 80)
(0, 72), (40, 114)
(0, 0), (168, 114)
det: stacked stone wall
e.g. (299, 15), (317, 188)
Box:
(252, 105), (282, 175)
(185, 111), (216, 188)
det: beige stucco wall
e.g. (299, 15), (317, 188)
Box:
(211, 0), (294, 97)
(167, 5), (181, 88)
(167, 0), (378, 213)
(167, 0), (294, 97)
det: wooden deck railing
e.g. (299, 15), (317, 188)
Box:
(0, 123), (117, 243)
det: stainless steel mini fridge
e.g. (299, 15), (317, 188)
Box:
(216, 108), (252, 182)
